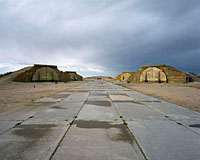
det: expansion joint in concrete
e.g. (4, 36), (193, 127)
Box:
(49, 91), (91, 160)
(142, 102), (200, 136)
(0, 115), (35, 135)
(107, 92), (148, 160)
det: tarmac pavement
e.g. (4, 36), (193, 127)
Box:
(0, 80), (200, 160)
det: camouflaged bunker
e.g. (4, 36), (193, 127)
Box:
(138, 65), (191, 83)
(114, 74), (121, 81)
(65, 71), (83, 81)
(14, 64), (70, 82)
(119, 72), (135, 82)
(115, 65), (194, 83)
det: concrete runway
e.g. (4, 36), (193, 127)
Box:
(0, 80), (200, 160)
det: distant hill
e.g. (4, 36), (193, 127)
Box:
(0, 66), (33, 83)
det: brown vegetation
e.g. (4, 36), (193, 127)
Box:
(0, 81), (84, 113)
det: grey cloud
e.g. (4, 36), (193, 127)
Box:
(0, 0), (199, 76)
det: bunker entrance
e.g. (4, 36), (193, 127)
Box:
(32, 67), (59, 82)
(140, 67), (167, 83)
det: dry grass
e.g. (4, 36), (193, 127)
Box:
(0, 81), (84, 113)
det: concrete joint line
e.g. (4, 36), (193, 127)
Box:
(49, 91), (91, 160)
(107, 91), (148, 160)
(116, 83), (200, 137)
(0, 114), (35, 135)
(141, 102), (200, 136)
(0, 89), (75, 135)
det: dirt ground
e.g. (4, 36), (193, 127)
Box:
(0, 81), (85, 113)
(114, 81), (200, 113)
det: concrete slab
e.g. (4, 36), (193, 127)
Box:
(51, 81), (145, 159)
(31, 101), (85, 121)
(52, 120), (145, 160)
(123, 88), (200, 135)
(113, 102), (164, 121)
(0, 121), (69, 160)
(1, 80), (199, 160)
(0, 102), (55, 121)
(109, 94), (135, 101)
(90, 91), (109, 99)
(128, 120), (200, 160)
(35, 97), (63, 103)
(0, 101), (57, 134)
(141, 100), (200, 134)
(87, 97), (110, 101)
(28, 90), (89, 122)
(0, 120), (21, 135)
(124, 90), (158, 102)
(77, 104), (119, 121)
(63, 92), (89, 102)
(0, 83), (89, 160)
(113, 88), (200, 160)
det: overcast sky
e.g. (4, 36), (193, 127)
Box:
(0, 0), (199, 77)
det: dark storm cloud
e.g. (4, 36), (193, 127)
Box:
(0, 0), (199, 76)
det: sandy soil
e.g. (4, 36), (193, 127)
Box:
(0, 81), (84, 113)
(114, 81), (200, 113)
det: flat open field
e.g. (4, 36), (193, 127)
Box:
(0, 81), (84, 113)
(114, 81), (200, 112)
